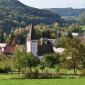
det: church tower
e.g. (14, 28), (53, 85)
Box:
(27, 24), (38, 57)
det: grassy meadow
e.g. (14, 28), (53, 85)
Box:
(0, 78), (85, 85)
(82, 26), (85, 34)
(0, 69), (83, 85)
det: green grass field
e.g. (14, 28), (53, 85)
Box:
(0, 78), (85, 85)
(0, 69), (82, 85)
(82, 26), (85, 31)
(81, 26), (85, 34)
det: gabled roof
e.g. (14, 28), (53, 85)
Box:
(4, 46), (14, 54)
(38, 44), (54, 56)
(27, 24), (37, 41)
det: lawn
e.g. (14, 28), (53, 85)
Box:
(81, 26), (85, 34)
(0, 69), (82, 85)
(82, 26), (85, 31)
(0, 78), (85, 85)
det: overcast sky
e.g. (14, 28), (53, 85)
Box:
(18, 0), (85, 9)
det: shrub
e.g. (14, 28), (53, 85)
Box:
(56, 72), (61, 78)
(22, 69), (32, 78)
(33, 69), (39, 79)
(0, 62), (11, 73)
(22, 69), (39, 79)
(40, 70), (52, 79)
(79, 70), (85, 77)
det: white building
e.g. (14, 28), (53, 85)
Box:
(72, 33), (79, 37)
(27, 24), (38, 57)
(53, 47), (64, 54)
(40, 38), (56, 45)
(26, 24), (54, 61)
(0, 43), (6, 48)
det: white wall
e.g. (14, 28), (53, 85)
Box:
(27, 41), (31, 53)
(0, 43), (6, 47)
(27, 40), (38, 57)
(31, 40), (38, 57)
(72, 33), (79, 37)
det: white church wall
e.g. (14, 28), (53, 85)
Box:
(27, 41), (31, 53)
(31, 40), (38, 57)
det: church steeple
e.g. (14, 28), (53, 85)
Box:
(27, 24), (38, 57)
(27, 24), (37, 41)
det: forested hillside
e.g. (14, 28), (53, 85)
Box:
(45, 8), (85, 17)
(0, 0), (64, 32)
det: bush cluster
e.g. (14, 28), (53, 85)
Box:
(0, 62), (11, 73)
(22, 69), (61, 79)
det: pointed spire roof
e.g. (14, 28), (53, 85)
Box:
(27, 24), (37, 41)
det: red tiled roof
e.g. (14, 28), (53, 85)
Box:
(4, 46), (14, 54)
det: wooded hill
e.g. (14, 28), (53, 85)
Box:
(45, 8), (85, 17)
(0, 0), (64, 32)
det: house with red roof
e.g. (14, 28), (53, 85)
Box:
(0, 44), (15, 62)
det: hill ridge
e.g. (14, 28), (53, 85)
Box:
(0, 0), (64, 32)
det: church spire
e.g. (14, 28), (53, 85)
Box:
(27, 24), (37, 41)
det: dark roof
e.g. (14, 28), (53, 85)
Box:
(4, 45), (14, 54)
(27, 24), (37, 41)
(38, 44), (54, 56)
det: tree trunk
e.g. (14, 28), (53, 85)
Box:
(74, 67), (76, 75)
(18, 67), (20, 75)
(30, 66), (32, 73)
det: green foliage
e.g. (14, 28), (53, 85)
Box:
(0, 0), (64, 32)
(60, 37), (85, 74)
(41, 53), (60, 69)
(22, 69), (39, 79)
(35, 29), (42, 39)
(15, 34), (25, 44)
(55, 38), (65, 48)
(66, 31), (72, 37)
(12, 48), (27, 72)
(42, 30), (51, 38)
(6, 33), (14, 45)
(0, 62), (11, 73)
(0, 32), (4, 43)
(13, 49), (39, 73)
(26, 52), (40, 71)
(46, 8), (85, 18)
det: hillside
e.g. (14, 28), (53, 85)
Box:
(45, 8), (85, 19)
(0, 0), (64, 32)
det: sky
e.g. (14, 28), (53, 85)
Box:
(18, 0), (85, 9)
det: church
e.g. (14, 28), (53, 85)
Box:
(26, 24), (54, 60)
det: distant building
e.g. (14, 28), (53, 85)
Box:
(26, 24), (54, 60)
(72, 33), (79, 37)
(27, 24), (38, 57)
(40, 38), (56, 45)
(0, 45), (14, 62)
(0, 53), (11, 62)
(0, 43), (6, 48)
(53, 47), (64, 54)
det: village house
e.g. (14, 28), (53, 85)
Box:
(40, 38), (56, 45)
(0, 24), (54, 61)
(0, 43), (14, 62)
